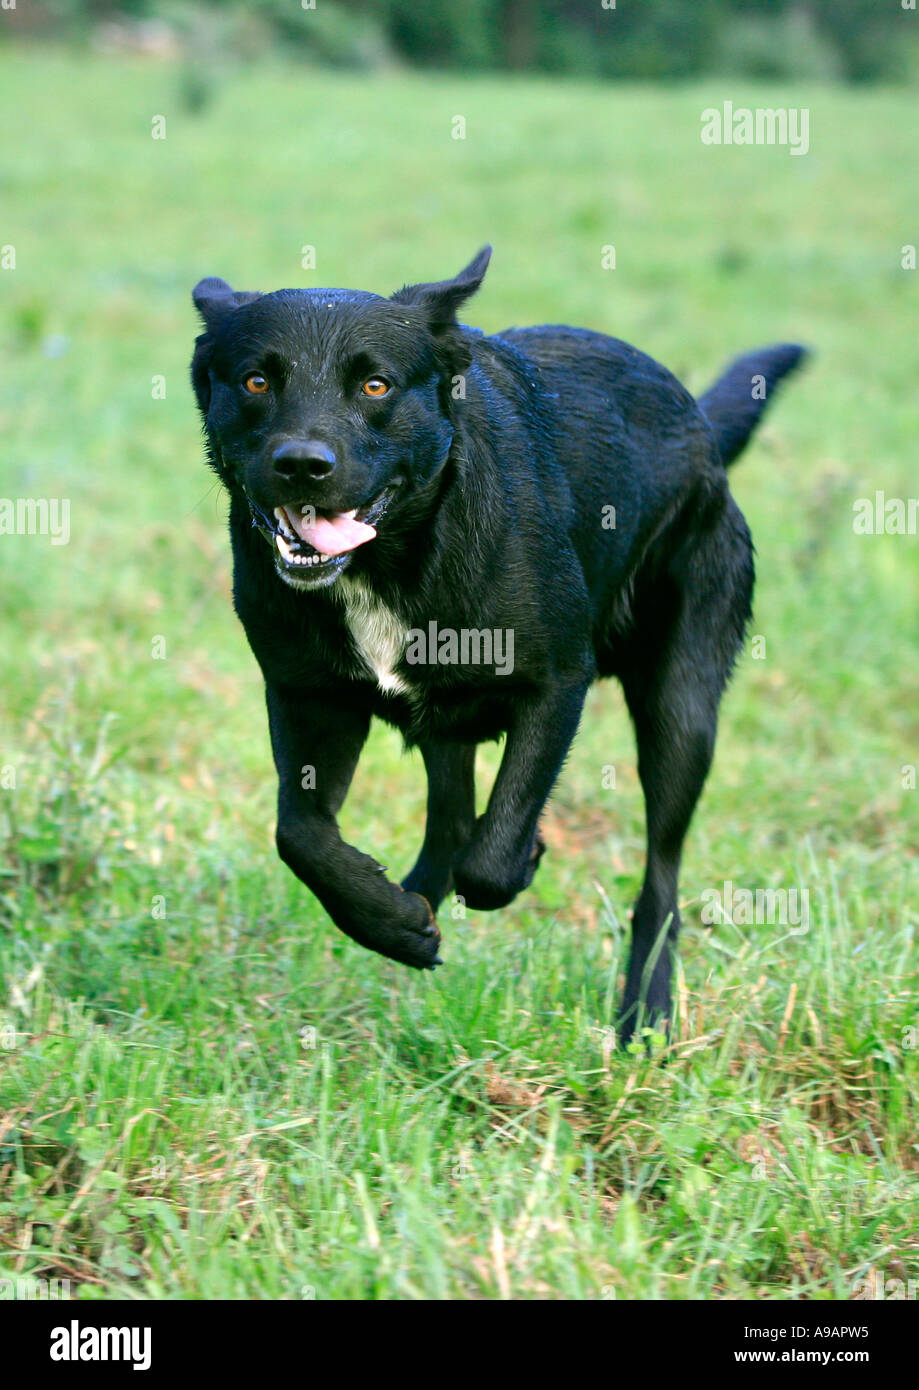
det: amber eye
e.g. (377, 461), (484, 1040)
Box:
(243, 373), (269, 394)
(362, 377), (390, 398)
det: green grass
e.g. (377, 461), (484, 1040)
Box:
(0, 48), (917, 1300)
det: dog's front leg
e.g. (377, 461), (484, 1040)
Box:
(451, 678), (590, 910)
(402, 740), (477, 909)
(266, 683), (441, 969)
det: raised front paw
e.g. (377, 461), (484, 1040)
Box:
(392, 890), (442, 969)
(372, 882), (442, 969)
(452, 827), (545, 911)
(338, 876), (442, 970)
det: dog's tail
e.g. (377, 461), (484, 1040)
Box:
(699, 344), (809, 468)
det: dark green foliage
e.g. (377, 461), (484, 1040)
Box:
(6, 0), (915, 82)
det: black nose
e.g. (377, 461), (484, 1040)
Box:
(272, 439), (336, 482)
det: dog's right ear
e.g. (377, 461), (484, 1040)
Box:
(191, 280), (262, 417)
(192, 277), (262, 330)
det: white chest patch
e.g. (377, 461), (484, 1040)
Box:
(337, 576), (411, 696)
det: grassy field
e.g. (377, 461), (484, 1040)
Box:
(0, 49), (917, 1300)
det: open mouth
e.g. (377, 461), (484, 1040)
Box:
(251, 488), (396, 588)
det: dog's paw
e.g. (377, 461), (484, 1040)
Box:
(372, 884), (442, 970)
(452, 827), (545, 911)
(394, 892), (442, 970)
(617, 992), (672, 1052)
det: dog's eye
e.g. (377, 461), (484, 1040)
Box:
(362, 378), (390, 398)
(243, 373), (270, 395)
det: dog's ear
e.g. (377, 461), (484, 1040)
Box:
(392, 248), (491, 384)
(192, 277), (262, 329)
(191, 280), (263, 417)
(391, 246), (492, 326)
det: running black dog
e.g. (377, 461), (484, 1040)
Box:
(190, 248), (806, 1043)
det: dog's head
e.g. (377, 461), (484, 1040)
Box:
(190, 247), (491, 591)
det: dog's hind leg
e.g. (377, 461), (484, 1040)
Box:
(616, 514), (753, 1046)
(618, 666), (718, 1047)
(402, 740), (477, 909)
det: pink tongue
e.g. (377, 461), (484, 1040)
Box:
(288, 508), (377, 557)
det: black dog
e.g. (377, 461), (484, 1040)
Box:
(190, 248), (806, 1044)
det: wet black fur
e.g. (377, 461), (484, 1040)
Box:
(190, 248), (807, 1044)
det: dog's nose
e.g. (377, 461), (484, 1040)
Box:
(272, 439), (337, 482)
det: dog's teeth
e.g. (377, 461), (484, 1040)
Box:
(276, 528), (329, 571)
(272, 505), (300, 540)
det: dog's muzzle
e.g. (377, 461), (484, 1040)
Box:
(249, 487), (397, 590)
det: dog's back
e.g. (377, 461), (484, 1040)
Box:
(496, 325), (720, 590)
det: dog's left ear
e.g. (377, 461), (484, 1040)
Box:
(192, 277), (262, 329)
(391, 246), (492, 327)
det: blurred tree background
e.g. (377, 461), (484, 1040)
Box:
(2, 0), (916, 83)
